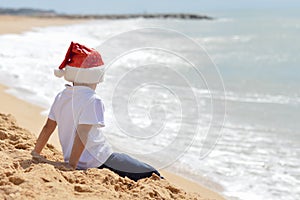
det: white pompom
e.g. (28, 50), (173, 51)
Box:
(54, 69), (65, 78)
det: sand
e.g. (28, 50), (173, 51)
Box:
(0, 15), (87, 35)
(0, 113), (216, 200)
(0, 15), (225, 200)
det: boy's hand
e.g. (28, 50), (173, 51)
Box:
(30, 150), (39, 157)
(31, 150), (74, 171)
(57, 163), (75, 171)
(31, 150), (47, 163)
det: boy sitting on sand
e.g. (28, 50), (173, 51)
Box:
(31, 42), (161, 181)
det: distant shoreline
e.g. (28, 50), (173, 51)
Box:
(0, 7), (213, 20)
(51, 13), (214, 20)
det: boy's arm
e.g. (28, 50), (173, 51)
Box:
(68, 124), (92, 169)
(32, 118), (57, 154)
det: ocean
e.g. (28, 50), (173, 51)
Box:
(0, 10), (299, 200)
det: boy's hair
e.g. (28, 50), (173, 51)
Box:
(73, 82), (96, 86)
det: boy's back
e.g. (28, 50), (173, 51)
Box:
(49, 85), (113, 169)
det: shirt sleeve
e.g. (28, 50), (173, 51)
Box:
(78, 98), (105, 127)
(48, 96), (57, 121)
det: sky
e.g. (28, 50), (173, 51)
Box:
(0, 0), (299, 15)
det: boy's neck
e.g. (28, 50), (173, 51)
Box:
(73, 82), (97, 90)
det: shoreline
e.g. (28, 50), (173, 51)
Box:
(0, 14), (225, 199)
(45, 13), (213, 20)
(0, 8), (214, 20)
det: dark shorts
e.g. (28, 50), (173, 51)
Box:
(98, 152), (161, 181)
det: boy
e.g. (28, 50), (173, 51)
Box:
(31, 42), (161, 181)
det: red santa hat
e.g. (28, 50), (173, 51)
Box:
(54, 42), (105, 84)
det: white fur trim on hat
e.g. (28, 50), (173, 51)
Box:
(56, 65), (105, 84)
(54, 69), (65, 78)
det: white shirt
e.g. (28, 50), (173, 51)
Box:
(48, 85), (113, 169)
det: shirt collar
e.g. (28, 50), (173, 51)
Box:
(65, 85), (96, 94)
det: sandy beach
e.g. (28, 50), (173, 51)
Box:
(0, 15), (87, 34)
(0, 15), (225, 200)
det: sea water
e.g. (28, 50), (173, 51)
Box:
(0, 10), (299, 200)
